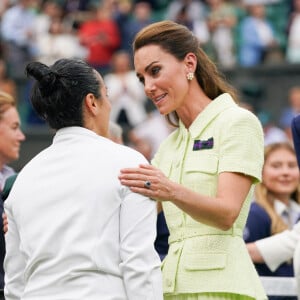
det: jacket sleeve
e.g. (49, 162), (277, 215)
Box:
(119, 187), (163, 300)
(255, 221), (300, 272)
(4, 203), (26, 300)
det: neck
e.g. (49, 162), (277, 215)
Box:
(270, 193), (290, 206)
(177, 94), (212, 128)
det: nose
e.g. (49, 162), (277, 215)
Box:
(144, 78), (155, 97)
(18, 129), (26, 141)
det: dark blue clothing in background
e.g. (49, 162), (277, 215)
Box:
(154, 211), (169, 261)
(292, 114), (300, 169)
(244, 202), (295, 278)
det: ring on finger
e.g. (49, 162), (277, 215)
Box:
(144, 180), (151, 189)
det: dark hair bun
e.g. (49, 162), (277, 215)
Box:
(26, 61), (58, 95)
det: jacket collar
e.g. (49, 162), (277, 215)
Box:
(178, 93), (237, 139)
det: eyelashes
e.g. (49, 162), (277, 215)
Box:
(137, 65), (161, 85)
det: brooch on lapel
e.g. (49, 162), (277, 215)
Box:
(193, 137), (214, 151)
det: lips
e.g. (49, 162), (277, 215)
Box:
(153, 93), (167, 103)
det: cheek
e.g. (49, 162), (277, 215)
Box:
(262, 178), (276, 191)
(262, 169), (277, 187)
(291, 169), (300, 183)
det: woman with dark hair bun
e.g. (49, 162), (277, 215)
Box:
(4, 58), (163, 300)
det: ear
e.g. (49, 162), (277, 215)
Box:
(184, 52), (197, 73)
(84, 93), (99, 116)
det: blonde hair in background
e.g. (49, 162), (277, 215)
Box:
(255, 142), (300, 235)
(0, 91), (16, 121)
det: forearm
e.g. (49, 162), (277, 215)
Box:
(255, 229), (298, 271)
(246, 242), (265, 263)
(169, 173), (251, 231)
(171, 182), (235, 230)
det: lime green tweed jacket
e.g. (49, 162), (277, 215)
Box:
(152, 94), (267, 299)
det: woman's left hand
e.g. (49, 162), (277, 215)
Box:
(119, 164), (176, 201)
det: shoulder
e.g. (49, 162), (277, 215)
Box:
(113, 142), (149, 167)
(217, 105), (263, 144)
(220, 105), (261, 126)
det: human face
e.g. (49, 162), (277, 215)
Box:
(134, 45), (190, 115)
(0, 106), (25, 167)
(262, 147), (300, 202)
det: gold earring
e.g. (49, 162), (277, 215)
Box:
(187, 72), (194, 81)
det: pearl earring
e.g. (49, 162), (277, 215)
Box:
(187, 72), (194, 81)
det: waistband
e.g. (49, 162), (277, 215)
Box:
(168, 226), (243, 244)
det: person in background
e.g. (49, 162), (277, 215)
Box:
(108, 120), (124, 144)
(165, 0), (207, 24)
(104, 50), (147, 134)
(247, 115), (300, 299)
(4, 58), (163, 300)
(286, 0), (300, 64)
(206, 0), (237, 68)
(279, 86), (300, 142)
(256, 111), (289, 146)
(34, 16), (88, 66)
(0, 0), (36, 80)
(0, 59), (17, 100)
(0, 91), (25, 300)
(119, 20), (267, 299)
(78, 1), (120, 75)
(244, 142), (300, 299)
(238, 3), (279, 67)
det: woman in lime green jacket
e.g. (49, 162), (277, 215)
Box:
(119, 20), (267, 300)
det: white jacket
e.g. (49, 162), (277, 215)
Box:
(4, 127), (163, 300)
(255, 221), (300, 297)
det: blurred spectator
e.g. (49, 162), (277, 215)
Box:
(127, 131), (153, 161)
(206, 0), (237, 68)
(128, 110), (173, 159)
(0, 0), (36, 80)
(0, 91), (25, 300)
(0, 59), (17, 100)
(108, 120), (124, 144)
(31, 0), (64, 40)
(104, 50), (147, 132)
(286, 0), (300, 63)
(279, 86), (300, 141)
(34, 17), (88, 65)
(165, 0), (207, 23)
(238, 3), (280, 67)
(62, 0), (93, 13)
(118, 1), (154, 56)
(244, 142), (300, 300)
(0, 0), (12, 18)
(257, 110), (289, 146)
(111, 0), (132, 51)
(78, 1), (120, 74)
(174, 3), (210, 47)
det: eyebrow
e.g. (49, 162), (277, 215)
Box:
(136, 61), (159, 77)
